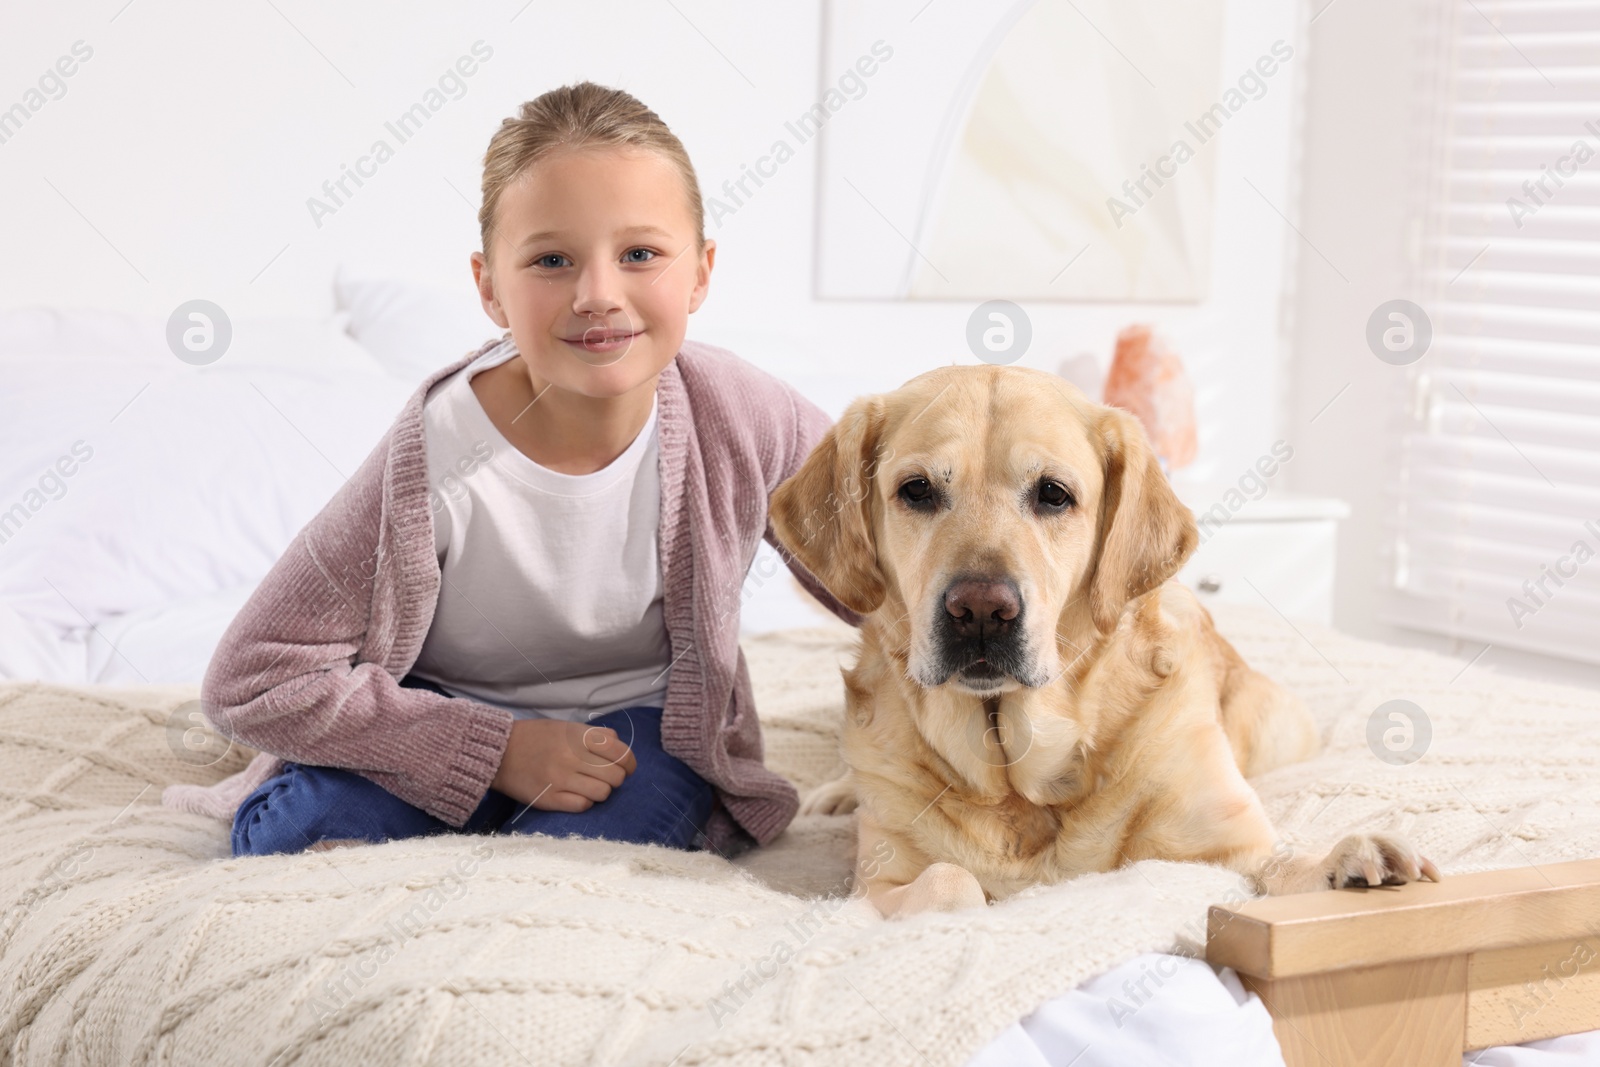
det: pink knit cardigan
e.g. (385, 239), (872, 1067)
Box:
(161, 335), (863, 856)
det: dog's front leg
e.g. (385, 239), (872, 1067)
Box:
(1161, 731), (1444, 896)
(854, 808), (988, 919)
(1210, 800), (1442, 894)
(1243, 832), (1443, 895)
(865, 864), (989, 919)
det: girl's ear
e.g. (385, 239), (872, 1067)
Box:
(687, 239), (715, 314)
(470, 251), (510, 329)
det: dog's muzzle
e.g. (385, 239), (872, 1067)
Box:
(936, 575), (1031, 690)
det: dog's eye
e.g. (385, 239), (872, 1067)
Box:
(898, 478), (935, 508)
(1038, 480), (1074, 510)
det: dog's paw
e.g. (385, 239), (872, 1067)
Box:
(1321, 832), (1441, 889)
(800, 775), (858, 815)
(891, 862), (989, 919)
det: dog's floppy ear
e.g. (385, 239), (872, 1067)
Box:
(1086, 406), (1198, 634)
(769, 396), (888, 616)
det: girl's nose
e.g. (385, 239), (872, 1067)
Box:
(572, 261), (624, 316)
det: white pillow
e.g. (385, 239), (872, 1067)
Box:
(334, 267), (502, 384)
(0, 304), (392, 376)
(0, 330), (415, 632)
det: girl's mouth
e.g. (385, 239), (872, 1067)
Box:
(565, 329), (639, 354)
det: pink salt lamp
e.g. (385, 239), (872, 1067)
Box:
(1101, 324), (1197, 471)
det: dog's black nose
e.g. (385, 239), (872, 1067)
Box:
(944, 577), (1020, 637)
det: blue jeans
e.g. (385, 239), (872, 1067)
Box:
(231, 673), (717, 857)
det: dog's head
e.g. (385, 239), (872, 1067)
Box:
(769, 365), (1196, 696)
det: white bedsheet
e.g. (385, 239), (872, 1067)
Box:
(0, 584), (256, 687)
(1466, 1032), (1600, 1064)
(968, 954), (1285, 1066)
(969, 952), (1600, 1066)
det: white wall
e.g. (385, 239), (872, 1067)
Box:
(4, 0), (1309, 632)
(5, 0), (1299, 435)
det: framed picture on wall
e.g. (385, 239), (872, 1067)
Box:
(813, 0), (1231, 302)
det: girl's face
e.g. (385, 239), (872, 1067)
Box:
(471, 146), (714, 398)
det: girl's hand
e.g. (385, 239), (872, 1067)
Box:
(490, 717), (638, 812)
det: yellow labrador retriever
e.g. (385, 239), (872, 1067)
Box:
(769, 365), (1439, 920)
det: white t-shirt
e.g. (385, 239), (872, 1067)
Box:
(408, 343), (673, 722)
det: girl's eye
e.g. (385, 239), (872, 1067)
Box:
(533, 254), (568, 270)
(625, 248), (656, 263)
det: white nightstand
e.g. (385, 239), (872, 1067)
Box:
(1170, 484), (1351, 626)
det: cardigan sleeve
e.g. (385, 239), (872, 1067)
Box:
(199, 424), (514, 829)
(763, 385), (866, 629)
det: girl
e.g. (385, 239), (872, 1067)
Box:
(168, 82), (863, 858)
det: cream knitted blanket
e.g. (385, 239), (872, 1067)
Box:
(3, 604), (1599, 1066)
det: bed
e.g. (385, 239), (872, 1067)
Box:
(4, 291), (1599, 1066)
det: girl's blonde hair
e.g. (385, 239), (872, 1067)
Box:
(478, 81), (705, 263)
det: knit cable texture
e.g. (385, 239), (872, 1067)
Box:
(3, 604), (1598, 1065)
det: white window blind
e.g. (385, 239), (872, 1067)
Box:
(1386, 0), (1600, 666)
